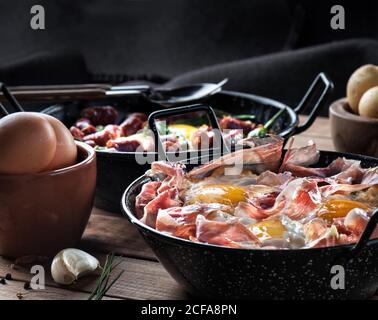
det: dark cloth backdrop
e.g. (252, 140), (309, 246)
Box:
(0, 0), (377, 114)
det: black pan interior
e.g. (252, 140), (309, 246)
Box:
(42, 90), (298, 139)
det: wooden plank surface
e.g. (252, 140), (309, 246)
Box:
(3, 117), (374, 300)
(298, 115), (332, 139)
(294, 116), (334, 150)
(67, 255), (188, 300)
(0, 280), (106, 300)
(80, 209), (156, 260)
(291, 135), (334, 151)
(0, 253), (187, 300)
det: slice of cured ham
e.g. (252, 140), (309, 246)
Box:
(195, 215), (261, 248)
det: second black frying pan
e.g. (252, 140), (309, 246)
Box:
(42, 73), (333, 212)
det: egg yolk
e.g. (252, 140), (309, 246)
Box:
(168, 124), (198, 140)
(319, 199), (369, 221)
(188, 184), (246, 206)
(251, 219), (287, 239)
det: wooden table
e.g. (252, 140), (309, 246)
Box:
(0, 116), (372, 300)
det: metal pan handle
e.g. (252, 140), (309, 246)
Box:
(148, 104), (229, 162)
(0, 82), (25, 116)
(292, 73), (333, 136)
(350, 208), (378, 256)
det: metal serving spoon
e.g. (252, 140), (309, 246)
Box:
(2, 79), (228, 105)
(106, 78), (228, 106)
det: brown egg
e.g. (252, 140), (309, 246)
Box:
(42, 114), (77, 171)
(0, 112), (56, 174)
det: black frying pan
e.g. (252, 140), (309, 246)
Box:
(42, 73), (333, 212)
(121, 150), (378, 299)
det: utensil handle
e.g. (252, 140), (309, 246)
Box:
(0, 102), (8, 117)
(292, 73), (334, 135)
(0, 84), (149, 102)
(9, 83), (111, 91)
(105, 84), (151, 96)
(110, 84), (150, 91)
(148, 104), (228, 162)
(105, 89), (145, 96)
(350, 208), (378, 256)
(0, 88), (108, 102)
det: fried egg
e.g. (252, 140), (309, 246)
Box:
(185, 170), (258, 207)
(249, 218), (286, 241)
(168, 124), (198, 140)
(186, 183), (246, 206)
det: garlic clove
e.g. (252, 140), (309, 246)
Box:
(51, 248), (100, 285)
(62, 249), (99, 278)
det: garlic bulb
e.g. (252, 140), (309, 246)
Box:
(51, 248), (99, 285)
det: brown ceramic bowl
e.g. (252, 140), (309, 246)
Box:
(330, 98), (378, 157)
(0, 141), (96, 258)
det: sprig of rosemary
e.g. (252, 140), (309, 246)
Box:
(88, 252), (124, 300)
(248, 107), (287, 138)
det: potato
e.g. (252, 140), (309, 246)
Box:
(359, 86), (378, 118)
(346, 64), (378, 114)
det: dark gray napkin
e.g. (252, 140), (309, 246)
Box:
(167, 39), (378, 115)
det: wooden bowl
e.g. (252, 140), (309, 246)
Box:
(329, 98), (378, 157)
(0, 141), (96, 258)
